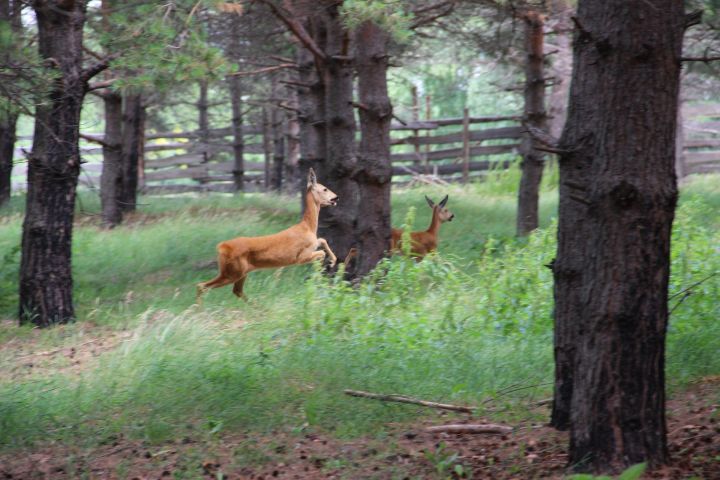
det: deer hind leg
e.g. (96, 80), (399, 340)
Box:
(196, 252), (248, 304)
(297, 249), (326, 265)
(196, 274), (235, 304)
(232, 276), (248, 301)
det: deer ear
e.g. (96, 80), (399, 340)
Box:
(307, 168), (317, 189)
(439, 195), (449, 208)
(425, 195), (435, 208)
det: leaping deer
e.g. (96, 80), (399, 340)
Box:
(196, 168), (338, 302)
(391, 195), (454, 259)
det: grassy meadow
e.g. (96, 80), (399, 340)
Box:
(0, 169), (718, 453)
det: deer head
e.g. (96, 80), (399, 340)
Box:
(425, 195), (454, 222)
(307, 168), (338, 207)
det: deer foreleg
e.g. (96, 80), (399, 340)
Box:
(317, 238), (337, 268)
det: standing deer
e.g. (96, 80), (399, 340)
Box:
(391, 195), (454, 259)
(196, 168), (338, 302)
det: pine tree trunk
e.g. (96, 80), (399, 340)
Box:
(229, 75), (244, 191)
(284, 83), (301, 194)
(19, 0), (88, 326)
(227, 15), (244, 192)
(262, 107), (272, 191)
(119, 93), (143, 213)
(553, 0), (683, 471)
(198, 79), (210, 163)
(100, 92), (123, 227)
(352, 21), (392, 278)
(516, 11), (546, 236)
(319, 5), (358, 263)
(0, 113), (16, 207)
(0, 0), (21, 208)
(272, 104), (284, 192)
(296, 19), (327, 205)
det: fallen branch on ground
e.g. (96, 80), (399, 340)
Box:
(425, 424), (512, 434)
(343, 389), (474, 413)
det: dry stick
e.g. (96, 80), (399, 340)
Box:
(425, 424), (512, 435)
(343, 389), (475, 413)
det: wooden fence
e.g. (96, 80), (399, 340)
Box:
(11, 103), (720, 194)
(681, 103), (720, 177)
(131, 113), (523, 194)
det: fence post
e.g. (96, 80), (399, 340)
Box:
(462, 106), (470, 183)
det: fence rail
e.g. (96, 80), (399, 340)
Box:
(11, 104), (720, 194)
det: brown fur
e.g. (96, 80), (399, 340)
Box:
(390, 195), (454, 259)
(196, 169), (338, 302)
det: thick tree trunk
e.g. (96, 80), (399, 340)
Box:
(296, 19), (327, 207)
(351, 21), (392, 278)
(100, 92), (123, 227)
(20, 0), (88, 326)
(0, 113), (17, 207)
(119, 93), (144, 213)
(552, 0), (683, 472)
(319, 5), (358, 263)
(517, 11), (547, 236)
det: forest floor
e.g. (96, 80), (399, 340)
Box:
(1, 178), (718, 480)
(1, 378), (717, 480)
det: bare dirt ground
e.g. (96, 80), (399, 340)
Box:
(1, 379), (717, 480)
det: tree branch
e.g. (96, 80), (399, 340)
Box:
(411, 4), (455, 30)
(230, 63), (297, 76)
(81, 52), (122, 84)
(344, 389), (474, 413)
(425, 424), (512, 435)
(80, 133), (112, 148)
(681, 55), (720, 62)
(256, 0), (327, 63)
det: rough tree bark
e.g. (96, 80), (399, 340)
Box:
(296, 18), (326, 206)
(229, 74), (245, 191)
(119, 93), (144, 213)
(272, 100), (285, 192)
(284, 81), (301, 194)
(552, 0), (684, 472)
(351, 21), (392, 278)
(0, 114), (15, 207)
(228, 17), (244, 192)
(0, 0), (21, 207)
(100, 91), (123, 227)
(20, 0), (89, 326)
(517, 11), (547, 236)
(318, 4), (358, 264)
(262, 106), (272, 191)
(198, 79), (210, 162)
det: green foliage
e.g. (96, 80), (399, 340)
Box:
(340, 0), (414, 43)
(0, 177), (717, 453)
(86, 1), (229, 93)
(568, 462), (646, 480)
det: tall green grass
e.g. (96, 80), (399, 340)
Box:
(0, 173), (717, 450)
